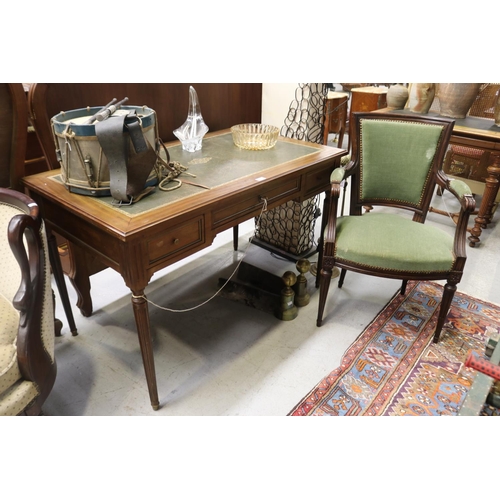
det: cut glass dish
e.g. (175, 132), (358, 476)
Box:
(231, 123), (279, 150)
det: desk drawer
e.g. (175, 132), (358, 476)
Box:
(303, 163), (337, 197)
(147, 216), (204, 264)
(212, 177), (300, 229)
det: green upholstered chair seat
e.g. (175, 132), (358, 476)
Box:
(334, 213), (454, 273)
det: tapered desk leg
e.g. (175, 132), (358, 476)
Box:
(65, 243), (93, 317)
(233, 225), (239, 251)
(47, 231), (78, 335)
(131, 291), (160, 411)
(469, 154), (500, 247)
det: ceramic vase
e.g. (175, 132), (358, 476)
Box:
(387, 84), (409, 109)
(406, 83), (435, 114)
(438, 83), (482, 119)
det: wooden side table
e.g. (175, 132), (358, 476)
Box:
(323, 91), (348, 147)
(376, 108), (500, 247)
(349, 86), (388, 147)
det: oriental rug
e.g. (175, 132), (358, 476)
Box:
(289, 280), (500, 416)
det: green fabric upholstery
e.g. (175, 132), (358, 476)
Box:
(334, 213), (455, 273)
(449, 178), (472, 200)
(360, 119), (444, 206)
(330, 167), (346, 183)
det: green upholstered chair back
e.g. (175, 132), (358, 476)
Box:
(350, 113), (453, 218)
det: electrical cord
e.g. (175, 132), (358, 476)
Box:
(132, 197), (269, 312)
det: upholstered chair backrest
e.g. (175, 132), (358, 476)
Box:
(349, 113), (453, 219)
(358, 118), (445, 207)
(36, 218), (55, 365)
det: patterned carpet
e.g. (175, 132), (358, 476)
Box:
(289, 280), (500, 416)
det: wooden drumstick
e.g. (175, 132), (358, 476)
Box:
(84, 98), (117, 124)
(95, 97), (129, 122)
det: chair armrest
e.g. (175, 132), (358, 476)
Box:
(330, 166), (346, 184)
(448, 179), (475, 207)
(440, 177), (476, 263)
(442, 178), (476, 216)
(323, 166), (348, 254)
(8, 213), (42, 328)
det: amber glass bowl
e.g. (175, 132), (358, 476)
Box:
(231, 123), (279, 150)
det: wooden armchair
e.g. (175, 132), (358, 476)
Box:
(0, 188), (56, 415)
(316, 112), (476, 343)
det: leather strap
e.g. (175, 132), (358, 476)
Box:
(95, 111), (157, 202)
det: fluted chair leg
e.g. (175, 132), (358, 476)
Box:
(433, 281), (457, 343)
(315, 243), (324, 289)
(317, 268), (333, 327)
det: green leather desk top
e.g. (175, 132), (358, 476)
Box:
(61, 132), (321, 217)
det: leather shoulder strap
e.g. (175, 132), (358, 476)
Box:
(95, 113), (129, 202)
(95, 111), (158, 202)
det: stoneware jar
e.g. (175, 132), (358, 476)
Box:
(438, 83), (482, 119)
(386, 84), (409, 109)
(406, 83), (435, 114)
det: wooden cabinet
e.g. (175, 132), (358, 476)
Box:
(23, 84), (49, 177)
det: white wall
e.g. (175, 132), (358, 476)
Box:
(261, 83), (298, 129)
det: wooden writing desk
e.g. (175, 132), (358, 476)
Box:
(377, 108), (500, 247)
(23, 130), (346, 410)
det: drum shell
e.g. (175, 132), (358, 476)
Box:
(51, 105), (159, 196)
